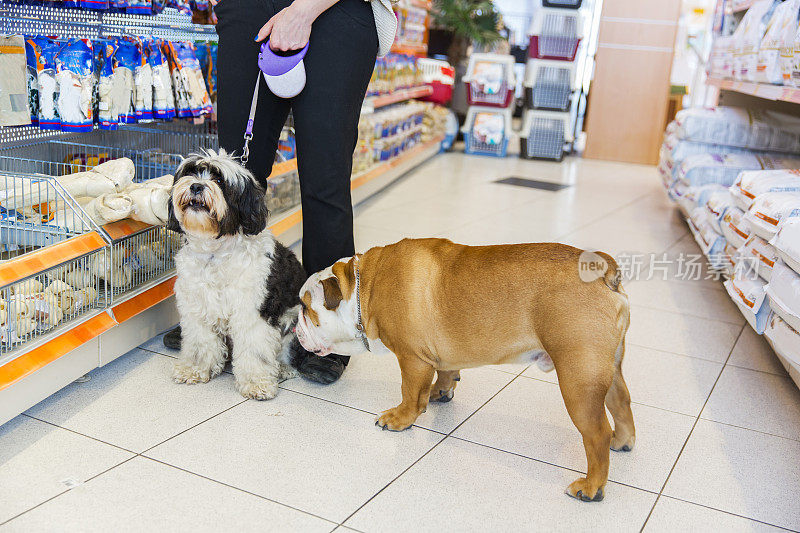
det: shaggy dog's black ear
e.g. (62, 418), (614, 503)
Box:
(166, 191), (183, 234)
(238, 178), (268, 236)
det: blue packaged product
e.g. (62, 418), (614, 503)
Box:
(149, 39), (175, 120)
(24, 37), (39, 126)
(134, 40), (153, 122)
(81, 0), (110, 9)
(56, 38), (94, 132)
(109, 0), (129, 11)
(114, 38), (140, 124)
(126, 0), (152, 15)
(30, 37), (61, 130)
(97, 40), (118, 130)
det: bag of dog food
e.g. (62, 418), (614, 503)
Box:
(766, 261), (800, 333)
(731, 168), (800, 210)
(97, 39), (117, 130)
(771, 212), (800, 274)
(113, 38), (138, 124)
(0, 35), (32, 127)
(689, 207), (731, 270)
(676, 184), (727, 216)
(29, 36), (62, 130)
(757, 0), (800, 84)
(725, 262), (772, 333)
(735, 0), (778, 81)
(149, 40), (175, 120)
(680, 153), (800, 188)
(764, 314), (800, 376)
(744, 191), (800, 240)
(722, 206), (752, 249)
(56, 38), (94, 132)
(673, 107), (800, 153)
(739, 234), (781, 281)
(705, 189), (738, 234)
(133, 40), (153, 122)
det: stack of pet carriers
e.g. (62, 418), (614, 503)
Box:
(461, 53), (515, 157)
(521, 1), (585, 161)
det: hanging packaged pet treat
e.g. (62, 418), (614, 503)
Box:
(24, 37), (39, 126)
(109, 0), (129, 11)
(197, 41), (217, 103)
(113, 38), (139, 124)
(134, 40), (153, 122)
(152, 0), (166, 13)
(149, 40), (175, 120)
(126, 0), (152, 14)
(55, 38), (94, 132)
(81, 0), (109, 9)
(744, 191), (800, 240)
(31, 36), (62, 130)
(97, 39), (117, 130)
(168, 41), (211, 117)
(0, 35), (32, 127)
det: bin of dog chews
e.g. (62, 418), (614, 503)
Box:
(725, 262), (772, 333)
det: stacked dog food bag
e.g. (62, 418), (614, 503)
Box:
(461, 52), (515, 158)
(520, 0), (584, 161)
(659, 106), (800, 383)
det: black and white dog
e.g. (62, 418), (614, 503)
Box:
(167, 149), (305, 399)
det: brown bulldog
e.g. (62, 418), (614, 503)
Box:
(295, 238), (634, 502)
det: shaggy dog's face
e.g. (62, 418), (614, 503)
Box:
(168, 149), (268, 239)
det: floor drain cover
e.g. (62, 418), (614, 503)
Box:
(494, 177), (571, 191)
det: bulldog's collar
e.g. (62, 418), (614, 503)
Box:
(354, 255), (370, 353)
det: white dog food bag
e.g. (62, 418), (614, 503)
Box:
(766, 260), (800, 332)
(722, 206), (752, 249)
(730, 168), (800, 210)
(744, 191), (800, 240)
(771, 213), (800, 273)
(673, 107), (800, 152)
(689, 207), (731, 270)
(739, 234), (781, 281)
(724, 262), (772, 333)
(705, 189), (738, 234)
(738, 0), (778, 81)
(764, 314), (800, 377)
(757, 0), (800, 84)
(676, 184), (727, 217)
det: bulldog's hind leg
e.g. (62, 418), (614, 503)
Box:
(430, 370), (460, 403)
(606, 342), (636, 452)
(556, 353), (613, 502)
(377, 355), (435, 431)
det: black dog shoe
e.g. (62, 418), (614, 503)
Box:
(288, 337), (349, 384)
(163, 325), (181, 350)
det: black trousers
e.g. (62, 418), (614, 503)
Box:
(215, 0), (378, 275)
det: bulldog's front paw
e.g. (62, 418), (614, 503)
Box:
(236, 376), (279, 400)
(172, 361), (212, 384)
(565, 478), (605, 502)
(376, 406), (418, 431)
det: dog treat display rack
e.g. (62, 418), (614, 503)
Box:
(657, 0), (800, 391)
(520, 0), (599, 161)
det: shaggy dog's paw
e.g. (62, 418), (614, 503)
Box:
(172, 361), (212, 384)
(237, 377), (279, 400)
(278, 364), (300, 382)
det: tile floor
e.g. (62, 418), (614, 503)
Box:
(2, 152), (800, 532)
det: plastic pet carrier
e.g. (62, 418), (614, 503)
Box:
(528, 8), (585, 61)
(463, 53), (516, 108)
(524, 58), (578, 110)
(417, 58), (456, 105)
(542, 0), (583, 8)
(519, 109), (574, 161)
(462, 107), (513, 158)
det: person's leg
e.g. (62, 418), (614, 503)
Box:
(165, 0), (290, 350)
(289, 0), (378, 381)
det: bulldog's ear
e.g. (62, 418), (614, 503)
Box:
(321, 276), (343, 310)
(330, 256), (357, 302)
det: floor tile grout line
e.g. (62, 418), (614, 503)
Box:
(20, 414), (140, 455)
(629, 303), (745, 327)
(624, 342), (732, 365)
(336, 373), (525, 527)
(656, 495), (798, 532)
(725, 361), (788, 377)
(639, 323), (746, 533)
(695, 417), (800, 444)
(139, 455), (340, 527)
(445, 434), (661, 496)
(551, 190), (662, 242)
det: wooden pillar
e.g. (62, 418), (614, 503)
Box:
(583, 0), (681, 165)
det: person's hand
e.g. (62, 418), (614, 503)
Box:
(255, 3), (314, 51)
(209, 0), (218, 5)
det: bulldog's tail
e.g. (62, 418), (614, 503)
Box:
(596, 251), (623, 292)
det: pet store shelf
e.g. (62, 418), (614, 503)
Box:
(362, 86), (434, 113)
(707, 77), (800, 103)
(391, 42), (428, 56)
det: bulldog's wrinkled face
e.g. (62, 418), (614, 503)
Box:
(168, 149), (268, 240)
(296, 256), (367, 357)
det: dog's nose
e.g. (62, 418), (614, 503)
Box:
(190, 183), (205, 195)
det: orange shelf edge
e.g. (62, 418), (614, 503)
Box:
(708, 77), (795, 102)
(368, 86), (434, 109)
(0, 312), (116, 392)
(0, 231), (107, 287)
(351, 136), (443, 190)
(111, 276), (176, 323)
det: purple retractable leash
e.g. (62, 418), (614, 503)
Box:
(241, 40), (310, 164)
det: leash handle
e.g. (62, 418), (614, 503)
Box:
(241, 73), (261, 165)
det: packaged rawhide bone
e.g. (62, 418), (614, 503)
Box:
(56, 38), (94, 132)
(24, 37), (39, 126)
(134, 40), (153, 122)
(149, 39), (175, 120)
(81, 0), (109, 9)
(97, 39), (118, 130)
(30, 36), (61, 130)
(0, 35), (32, 127)
(113, 38), (139, 125)
(166, 41), (211, 117)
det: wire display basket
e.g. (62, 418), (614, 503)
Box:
(106, 225), (181, 299)
(525, 64), (574, 110)
(528, 10), (584, 61)
(520, 110), (573, 161)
